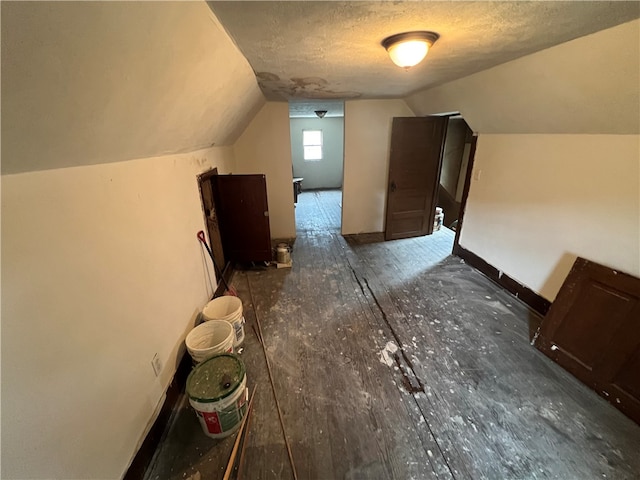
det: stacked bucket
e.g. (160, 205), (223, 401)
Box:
(186, 296), (245, 362)
(185, 296), (248, 438)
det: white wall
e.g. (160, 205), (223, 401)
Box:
(1, 1), (264, 174)
(405, 19), (640, 135)
(290, 117), (344, 189)
(1, 147), (233, 479)
(234, 102), (296, 239)
(342, 100), (414, 235)
(460, 135), (639, 301)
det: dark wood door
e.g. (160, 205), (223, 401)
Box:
(198, 168), (226, 271)
(534, 257), (640, 424)
(384, 116), (448, 241)
(214, 174), (272, 263)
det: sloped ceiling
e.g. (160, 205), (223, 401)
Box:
(1, 1), (265, 175)
(209, 1), (640, 101)
(406, 19), (640, 134)
(3, 1), (638, 175)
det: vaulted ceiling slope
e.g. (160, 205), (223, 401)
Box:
(209, 1), (640, 101)
(406, 19), (640, 135)
(1, 1), (265, 175)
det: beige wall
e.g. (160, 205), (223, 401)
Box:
(1, 1), (264, 174)
(460, 135), (639, 300)
(342, 100), (414, 234)
(234, 102), (296, 239)
(406, 19), (640, 135)
(1, 147), (234, 479)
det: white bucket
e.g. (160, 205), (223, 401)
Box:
(202, 296), (245, 348)
(185, 320), (234, 363)
(186, 354), (248, 439)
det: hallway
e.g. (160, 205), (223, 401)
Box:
(145, 191), (640, 480)
(295, 190), (343, 233)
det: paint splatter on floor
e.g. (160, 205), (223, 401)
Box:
(379, 341), (398, 366)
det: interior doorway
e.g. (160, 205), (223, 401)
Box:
(382, 113), (475, 254)
(288, 100), (345, 234)
(197, 169), (272, 292)
(437, 116), (474, 233)
(384, 116), (449, 241)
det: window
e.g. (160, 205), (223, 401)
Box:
(303, 130), (323, 161)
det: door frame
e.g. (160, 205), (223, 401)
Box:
(197, 167), (233, 298)
(452, 134), (478, 255)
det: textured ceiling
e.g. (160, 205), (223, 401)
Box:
(209, 1), (640, 104)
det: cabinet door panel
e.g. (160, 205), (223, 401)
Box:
(534, 257), (640, 424)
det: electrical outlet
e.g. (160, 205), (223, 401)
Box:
(151, 353), (162, 377)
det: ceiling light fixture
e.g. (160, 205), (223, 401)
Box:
(314, 110), (327, 118)
(381, 31), (440, 69)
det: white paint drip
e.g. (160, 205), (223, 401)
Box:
(379, 341), (398, 366)
(530, 327), (542, 346)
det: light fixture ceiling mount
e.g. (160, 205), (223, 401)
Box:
(381, 31), (440, 69)
(314, 110), (327, 118)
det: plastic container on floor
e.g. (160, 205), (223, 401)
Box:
(185, 319), (234, 363)
(186, 354), (248, 439)
(202, 296), (245, 348)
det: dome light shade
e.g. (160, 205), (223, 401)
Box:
(382, 31), (440, 68)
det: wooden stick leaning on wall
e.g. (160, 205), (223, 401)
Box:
(223, 386), (257, 480)
(236, 383), (257, 480)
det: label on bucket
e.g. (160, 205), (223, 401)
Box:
(200, 411), (223, 434)
(233, 317), (245, 342)
(197, 390), (248, 434)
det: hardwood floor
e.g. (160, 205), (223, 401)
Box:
(145, 190), (640, 480)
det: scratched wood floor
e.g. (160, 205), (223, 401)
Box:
(145, 190), (640, 480)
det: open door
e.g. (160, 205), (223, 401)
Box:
(384, 116), (448, 241)
(214, 174), (272, 263)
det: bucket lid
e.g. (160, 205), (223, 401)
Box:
(186, 354), (246, 403)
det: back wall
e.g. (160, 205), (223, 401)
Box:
(290, 117), (344, 190)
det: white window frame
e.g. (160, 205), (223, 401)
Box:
(303, 129), (323, 161)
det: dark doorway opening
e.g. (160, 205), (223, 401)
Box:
(437, 116), (474, 232)
(383, 114), (476, 253)
(198, 170), (273, 293)
(198, 168), (226, 276)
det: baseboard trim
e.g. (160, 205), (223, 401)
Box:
(453, 244), (551, 316)
(123, 351), (192, 480)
